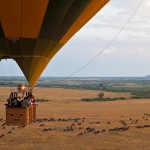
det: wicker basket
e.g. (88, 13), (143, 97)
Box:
(32, 104), (36, 122)
(6, 105), (36, 126)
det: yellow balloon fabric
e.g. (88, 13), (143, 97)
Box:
(0, 0), (109, 87)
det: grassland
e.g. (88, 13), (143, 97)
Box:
(0, 87), (150, 149)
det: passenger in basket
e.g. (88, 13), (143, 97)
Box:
(13, 99), (18, 107)
(17, 97), (22, 108)
(28, 93), (35, 105)
(22, 97), (31, 108)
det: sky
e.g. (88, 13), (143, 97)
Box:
(1, 0), (150, 77)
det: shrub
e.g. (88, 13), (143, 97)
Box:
(36, 99), (49, 102)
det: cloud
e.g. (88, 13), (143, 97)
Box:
(85, 0), (150, 36)
(103, 47), (118, 54)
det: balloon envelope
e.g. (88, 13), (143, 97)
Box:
(0, 0), (109, 87)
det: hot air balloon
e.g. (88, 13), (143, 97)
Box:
(0, 0), (109, 87)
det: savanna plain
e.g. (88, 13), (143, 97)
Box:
(0, 87), (150, 150)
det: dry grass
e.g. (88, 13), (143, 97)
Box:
(0, 87), (150, 150)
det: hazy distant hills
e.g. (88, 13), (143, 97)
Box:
(37, 76), (150, 81)
(144, 75), (150, 79)
(0, 76), (150, 81)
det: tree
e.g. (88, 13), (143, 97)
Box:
(98, 92), (104, 98)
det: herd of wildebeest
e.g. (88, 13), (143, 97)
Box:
(0, 113), (150, 139)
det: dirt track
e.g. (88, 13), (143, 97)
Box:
(0, 87), (150, 150)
